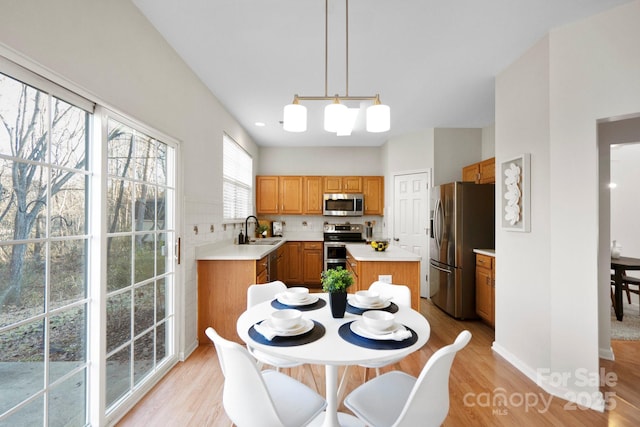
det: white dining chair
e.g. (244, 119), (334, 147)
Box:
(205, 327), (326, 427)
(247, 282), (319, 391)
(338, 281), (412, 398)
(344, 330), (472, 427)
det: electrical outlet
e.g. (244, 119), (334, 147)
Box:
(378, 275), (392, 283)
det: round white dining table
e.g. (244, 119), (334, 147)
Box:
(236, 293), (430, 427)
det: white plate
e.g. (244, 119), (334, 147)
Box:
(350, 320), (406, 340)
(261, 318), (314, 336)
(348, 297), (391, 310)
(276, 293), (319, 307)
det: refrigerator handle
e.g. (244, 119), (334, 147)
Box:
(430, 262), (451, 274)
(434, 199), (442, 249)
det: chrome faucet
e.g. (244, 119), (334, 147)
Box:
(244, 215), (259, 244)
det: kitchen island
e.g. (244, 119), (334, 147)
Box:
(345, 243), (421, 310)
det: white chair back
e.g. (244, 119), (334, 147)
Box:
(205, 327), (325, 427)
(369, 281), (411, 307)
(247, 281), (287, 308)
(205, 327), (283, 426)
(395, 330), (472, 427)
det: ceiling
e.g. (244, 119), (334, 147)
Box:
(132, 0), (631, 148)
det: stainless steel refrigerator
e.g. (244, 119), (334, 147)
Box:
(429, 182), (495, 319)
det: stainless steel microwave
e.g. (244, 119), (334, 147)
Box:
(323, 193), (364, 216)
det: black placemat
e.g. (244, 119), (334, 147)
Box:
(249, 320), (325, 347)
(338, 321), (417, 350)
(271, 297), (327, 311)
(346, 301), (399, 315)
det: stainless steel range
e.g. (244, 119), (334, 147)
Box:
(323, 223), (365, 271)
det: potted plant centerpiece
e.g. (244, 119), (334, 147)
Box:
(321, 266), (354, 318)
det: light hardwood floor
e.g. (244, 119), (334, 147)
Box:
(118, 298), (640, 426)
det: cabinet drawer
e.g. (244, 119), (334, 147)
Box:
(476, 254), (494, 269)
(303, 241), (322, 250)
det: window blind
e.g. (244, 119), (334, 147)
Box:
(223, 133), (252, 220)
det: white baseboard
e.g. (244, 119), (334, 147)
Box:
(180, 339), (199, 361)
(599, 346), (615, 361)
(491, 342), (605, 412)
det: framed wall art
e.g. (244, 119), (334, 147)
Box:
(500, 153), (531, 232)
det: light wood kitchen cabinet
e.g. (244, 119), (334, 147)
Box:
(475, 253), (495, 327)
(479, 158), (495, 184)
(284, 241), (323, 289)
(197, 257), (268, 343)
(279, 176), (303, 214)
(303, 176), (323, 215)
(256, 255), (269, 284)
(323, 176), (362, 193)
(256, 176), (279, 214)
(363, 176), (384, 215)
(462, 157), (496, 184)
(302, 241), (323, 287)
(283, 242), (303, 284)
(256, 176), (304, 215)
(258, 175), (382, 215)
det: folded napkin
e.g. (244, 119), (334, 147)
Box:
(389, 328), (412, 341)
(254, 322), (277, 341)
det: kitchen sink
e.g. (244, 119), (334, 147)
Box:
(246, 239), (282, 245)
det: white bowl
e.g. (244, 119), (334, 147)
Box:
(285, 287), (309, 302)
(362, 310), (395, 332)
(356, 290), (380, 305)
(270, 309), (302, 330)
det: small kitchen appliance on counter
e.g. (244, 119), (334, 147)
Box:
(272, 221), (283, 237)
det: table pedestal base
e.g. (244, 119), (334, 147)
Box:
(308, 412), (364, 427)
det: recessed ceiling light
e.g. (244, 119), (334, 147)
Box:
(255, 122), (266, 127)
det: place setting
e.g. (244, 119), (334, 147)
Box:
(249, 308), (325, 346)
(271, 286), (327, 311)
(339, 310), (418, 350)
(346, 290), (399, 315)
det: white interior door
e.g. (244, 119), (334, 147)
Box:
(393, 171), (431, 297)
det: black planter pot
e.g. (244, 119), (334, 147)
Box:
(329, 291), (348, 318)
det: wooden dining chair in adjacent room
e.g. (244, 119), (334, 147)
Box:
(247, 282), (319, 391)
(344, 330), (472, 427)
(337, 281), (412, 398)
(205, 327), (326, 427)
(622, 273), (640, 312)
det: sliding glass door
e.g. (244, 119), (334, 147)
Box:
(0, 63), (178, 426)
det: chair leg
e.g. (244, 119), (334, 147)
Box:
(337, 365), (351, 401)
(304, 364), (320, 393)
(362, 367), (370, 382)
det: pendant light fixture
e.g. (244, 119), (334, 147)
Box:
(283, 0), (390, 135)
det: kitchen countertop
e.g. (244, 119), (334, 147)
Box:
(195, 232), (323, 261)
(473, 248), (495, 257)
(346, 243), (421, 262)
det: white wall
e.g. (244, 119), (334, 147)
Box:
(258, 146), (382, 175)
(494, 0), (640, 411)
(433, 128), (482, 185)
(0, 0), (260, 357)
(494, 34), (552, 379)
(482, 124), (496, 159)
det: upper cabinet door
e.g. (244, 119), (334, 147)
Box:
(343, 176), (363, 193)
(363, 176), (384, 215)
(279, 176), (303, 214)
(256, 176), (279, 214)
(323, 176), (363, 193)
(323, 176), (343, 193)
(303, 176), (323, 215)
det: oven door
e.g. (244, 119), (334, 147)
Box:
(324, 242), (347, 271)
